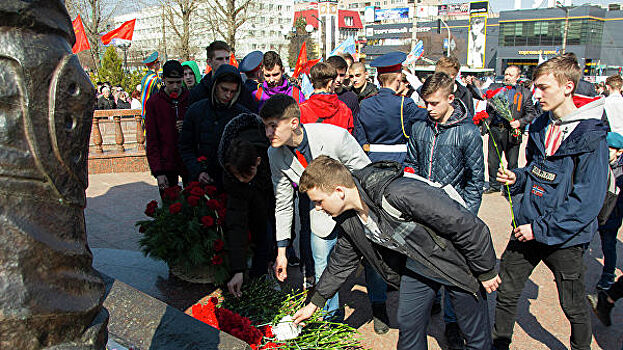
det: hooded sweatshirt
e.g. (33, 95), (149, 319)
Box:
(510, 98), (609, 248)
(179, 64), (250, 187)
(252, 78), (306, 109)
(181, 60), (201, 88)
(299, 92), (354, 134)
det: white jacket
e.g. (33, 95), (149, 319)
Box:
(605, 93), (623, 134)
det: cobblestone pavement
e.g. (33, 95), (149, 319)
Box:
(87, 165), (622, 349)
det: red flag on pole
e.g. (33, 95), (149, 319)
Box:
(293, 42), (308, 78)
(229, 53), (239, 68)
(72, 15), (91, 54)
(101, 19), (136, 45)
(301, 58), (321, 76)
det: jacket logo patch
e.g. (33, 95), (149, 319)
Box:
(531, 165), (556, 182)
(531, 185), (545, 197)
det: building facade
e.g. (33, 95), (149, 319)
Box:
(112, 0), (294, 70)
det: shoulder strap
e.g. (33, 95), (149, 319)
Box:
(400, 96), (409, 139)
(255, 86), (263, 101)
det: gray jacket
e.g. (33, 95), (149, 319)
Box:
(268, 123), (370, 241)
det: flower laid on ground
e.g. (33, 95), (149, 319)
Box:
(191, 278), (366, 350)
(136, 181), (230, 284)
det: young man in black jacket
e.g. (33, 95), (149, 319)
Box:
(292, 156), (500, 350)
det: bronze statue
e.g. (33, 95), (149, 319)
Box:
(0, 1), (108, 348)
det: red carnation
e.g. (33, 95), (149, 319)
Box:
(187, 181), (201, 189)
(197, 156), (208, 162)
(211, 254), (223, 265)
(169, 202), (182, 214)
(145, 200), (158, 217)
(190, 186), (205, 197)
(404, 167), (415, 174)
(204, 185), (218, 196)
(207, 199), (220, 210)
(261, 325), (274, 338)
(201, 215), (215, 227)
(472, 110), (490, 125)
(209, 297), (219, 305)
(187, 195), (200, 207)
(213, 239), (225, 252)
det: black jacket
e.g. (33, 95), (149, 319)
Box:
(97, 95), (116, 110)
(310, 161), (497, 307)
(179, 64), (250, 187)
(352, 81), (378, 102)
(486, 83), (537, 128)
(189, 69), (259, 113)
(217, 113), (274, 273)
(405, 100), (484, 214)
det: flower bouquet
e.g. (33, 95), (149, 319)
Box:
(136, 181), (229, 284)
(190, 278), (366, 349)
(485, 87), (522, 143)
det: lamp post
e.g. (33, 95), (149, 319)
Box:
(439, 18), (452, 57)
(116, 41), (132, 72)
(556, 3), (570, 54)
(310, 14), (325, 58)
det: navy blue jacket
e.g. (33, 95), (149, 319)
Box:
(355, 87), (427, 163)
(405, 100), (485, 214)
(509, 99), (609, 247)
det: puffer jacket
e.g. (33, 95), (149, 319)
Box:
(217, 113), (274, 273)
(179, 64), (250, 188)
(310, 161), (497, 308)
(299, 92), (354, 134)
(510, 99), (609, 247)
(405, 99), (484, 214)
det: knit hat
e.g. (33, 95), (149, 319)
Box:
(162, 60), (183, 78)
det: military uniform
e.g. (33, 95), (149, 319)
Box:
(355, 52), (427, 164)
(240, 50), (263, 94)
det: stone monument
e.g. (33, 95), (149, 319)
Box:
(0, 1), (108, 349)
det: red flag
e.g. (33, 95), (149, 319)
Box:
(293, 42), (308, 78)
(205, 65), (212, 75)
(101, 19), (136, 45)
(301, 58), (321, 76)
(72, 15), (91, 54)
(229, 53), (239, 68)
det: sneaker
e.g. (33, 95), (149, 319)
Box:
(303, 276), (316, 290)
(288, 255), (300, 267)
(371, 303), (390, 335)
(484, 187), (501, 194)
(596, 273), (615, 291)
(587, 291), (614, 326)
(444, 322), (465, 350)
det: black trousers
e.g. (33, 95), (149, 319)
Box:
(493, 240), (591, 350)
(488, 125), (520, 190)
(396, 272), (491, 350)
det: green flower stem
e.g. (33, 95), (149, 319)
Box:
(484, 122), (517, 229)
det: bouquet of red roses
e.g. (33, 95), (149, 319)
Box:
(484, 87), (521, 140)
(136, 180), (229, 284)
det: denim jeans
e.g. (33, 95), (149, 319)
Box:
(598, 192), (623, 278)
(363, 259), (387, 304)
(493, 240), (591, 350)
(396, 272), (491, 350)
(311, 228), (342, 320)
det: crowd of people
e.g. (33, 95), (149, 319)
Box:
(138, 38), (623, 350)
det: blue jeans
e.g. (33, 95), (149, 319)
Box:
(363, 259), (387, 304)
(397, 273), (491, 350)
(311, 228), (342, 320)
(598, 191), (623, 278)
